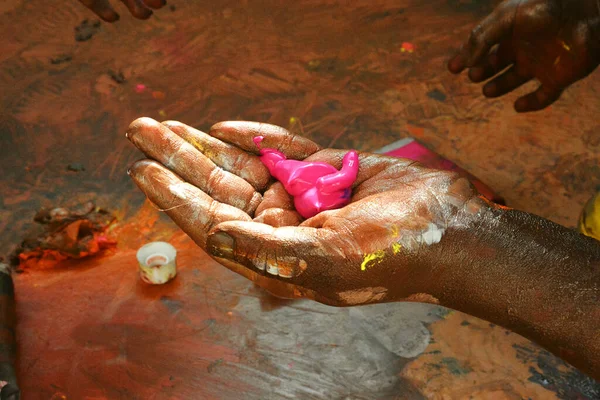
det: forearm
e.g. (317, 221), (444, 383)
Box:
(431, 201), (600, 379)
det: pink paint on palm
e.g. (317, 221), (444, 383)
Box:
(253, 136), (359, 219)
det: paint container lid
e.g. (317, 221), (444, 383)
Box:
(136, 241), (177, 285)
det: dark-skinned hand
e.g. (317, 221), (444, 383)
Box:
(77, 0), (166, 22)
(126, 118), (484, 307)
(448, 0), (600, 112)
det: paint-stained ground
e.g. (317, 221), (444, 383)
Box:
(1, 0), (599, 398)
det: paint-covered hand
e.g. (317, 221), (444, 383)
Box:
(77, 0), (166, 22)
(126, 118), (483, 306)
(448, 0), (600, 112)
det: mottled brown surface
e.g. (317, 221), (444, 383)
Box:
(1, 0), (599, 398)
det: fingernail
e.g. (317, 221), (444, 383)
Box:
(127, 168), (132, 176)
(208, 232), (235, 258)
(125, 131), (129, 138)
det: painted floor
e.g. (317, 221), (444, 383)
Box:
(1, 0), (599, 398)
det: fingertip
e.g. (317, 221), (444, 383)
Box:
(144, 0), (167, 9)
(127, 117), (161, 139)
(98, 11), (120, 22)
(128, 159), (155, 178)
(482, 82), (497, 97)
(161, 120), (182, 128)
(514, 98), (530, 113)
(208, 121), (235, 135)
(206, 231), (236, 259)
(447, 55), (466, 74)
(468, 67), (485, 82)
(135, 9), (153, 20)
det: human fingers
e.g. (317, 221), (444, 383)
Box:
(253, 182), (303, 227)
(143, 0), (166, 9)
(448, 3), (515, 73)
(467, 42), (514, 82)
(78, 0), (120, 22)
(482, 65), (532, 98)
(206, 220), (337, 282)
(209, 121), (321, 160)
(127, 118), (262, 215)
(119, 0), (153, 19)
(162, 121), (271, 192)
(128, 160), (252, 247)
(514, 84), (562, 112)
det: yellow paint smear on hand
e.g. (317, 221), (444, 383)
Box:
(392, 242), (402, 254)
(361, 250), (385, 271)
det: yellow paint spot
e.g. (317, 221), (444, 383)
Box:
(390, 224), (399, 238)
(361, 250), (385, 271)
(554, 56), (561, 66)
(561, 41), (571, 51)
(289, 116), (299, 125)
(158, 109), (167, 117)
(189, 137), (204, 151)
(307, 60), (321, 69)
(392, 242), (402, 254)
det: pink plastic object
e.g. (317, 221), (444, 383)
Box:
(253, 136), (359, 219)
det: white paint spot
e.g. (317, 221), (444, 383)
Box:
(169, 183), (189, 199)
(420, 223), (444, 245)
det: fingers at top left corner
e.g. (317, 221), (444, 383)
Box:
(209, 121), (321, 160)
(143, 0), (166, 9)
(120, 0), (153, 19)
(79, 0), (120, 22)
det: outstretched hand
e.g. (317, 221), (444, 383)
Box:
(449, 0), (600, 112)
(77, 0), (166, 22)
(126, 118), (482, 306)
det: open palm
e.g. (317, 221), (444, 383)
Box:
(127, 119), (478, 306)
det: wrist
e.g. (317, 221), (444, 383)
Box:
(428, 199), (600, 377)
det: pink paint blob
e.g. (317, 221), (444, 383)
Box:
(135, 84), (147, 93)
(253, 136), (359, 219)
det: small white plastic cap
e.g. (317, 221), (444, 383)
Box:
(136, 241), (177, 284)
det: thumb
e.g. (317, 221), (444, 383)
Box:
(206, 221), (335, 280)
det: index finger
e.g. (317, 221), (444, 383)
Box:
(128, 160), (252, 247)
(448, 3), (514, 73)
(209, 121), (321, 160)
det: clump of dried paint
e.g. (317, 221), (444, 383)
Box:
(253, 136), (358, 219)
